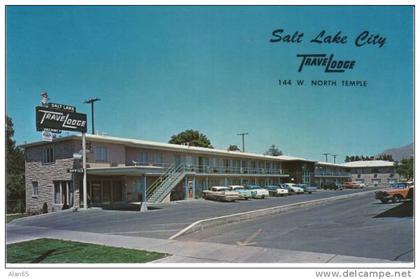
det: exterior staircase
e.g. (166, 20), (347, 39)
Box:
(146, 164), (186, 203)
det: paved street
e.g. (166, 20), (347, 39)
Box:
(9, 189), (368, 239)
(7, 189), (413, 263)
(178, 194), (414, 262)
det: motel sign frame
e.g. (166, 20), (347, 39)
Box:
(36, 106), (87, 133)
(35, 100), (89, 210)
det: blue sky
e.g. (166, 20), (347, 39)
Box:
(6, 6), (413, 162)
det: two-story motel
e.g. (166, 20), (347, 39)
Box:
(22, 134), (397, 213)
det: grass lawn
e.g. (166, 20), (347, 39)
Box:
(7, 238), (168, 263)
(6, 213), (28, 223)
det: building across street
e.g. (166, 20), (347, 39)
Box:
(22, 134), (399, 213)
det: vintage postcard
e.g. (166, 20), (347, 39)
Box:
(3, 4), (415, 277)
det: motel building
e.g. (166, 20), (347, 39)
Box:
(23, 134), (313, 213)
(312, 162), (352, 187)
(340, 160), (400, 186)
(22, 134), (398, 213)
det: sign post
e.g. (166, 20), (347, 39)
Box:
(82, 132), (87, 209)
(35, 92), (88, 210)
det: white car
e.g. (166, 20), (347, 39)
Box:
(356, 182), (366, 188)
(281, 183), (304, 194)
(264, 185), (289, 196)
(228, 185), (254, 200)
(245, 185), (270, 199)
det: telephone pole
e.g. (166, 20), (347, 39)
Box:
(322, 153), (330, 162)
(84, 98), (101, 134)
(237, 132), (249, 152)
(332, 154), (337, 164)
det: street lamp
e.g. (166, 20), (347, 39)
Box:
(84, 98), (101, 134)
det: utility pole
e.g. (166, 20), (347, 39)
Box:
(322, 153), (330, 162)
(237, 132), (249, 152)
(332, 154), (337, 164)
(84, 98), (101, 134)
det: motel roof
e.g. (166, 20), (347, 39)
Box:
(21, 134), (315, 163)
(316, 161), (351, 168)
(339, 160), (395, 168)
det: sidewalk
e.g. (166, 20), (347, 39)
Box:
(6, 224), (397, 264)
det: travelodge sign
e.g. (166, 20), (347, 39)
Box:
(36, 106), (87, 133)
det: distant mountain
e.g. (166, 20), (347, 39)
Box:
(377, 143), (413, 162)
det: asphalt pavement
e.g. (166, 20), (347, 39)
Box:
(178, 194), (414, 262)
(9, 189), (369, 239)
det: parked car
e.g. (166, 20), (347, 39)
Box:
(322, 183), (342, 190)
(343, 181), (363, 189)
(264, 185), (288, 197)
(203, 186), (241, 202)
(375, 182), (414, 204)
(356, 182), (366, 188)
(228, 185), (253, 200)
(281, 183), (304, 194)
(246, 185), (270, 199)
(296, 184), (317, 194)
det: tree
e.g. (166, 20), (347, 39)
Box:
(395, 158), (413, 181)
(376, 154), (394, 161)
(227, 145), (241, 151)
(6, 116), (25, 213)
(169, 129), (213, 148)
(264, 144), (283, 156)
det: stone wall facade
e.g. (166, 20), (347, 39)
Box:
(25, 140), (78, 213)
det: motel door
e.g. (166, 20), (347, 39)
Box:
(174, 155), (181, 167)
(91, 181), (102, 204)
(102, 181), (111, 204)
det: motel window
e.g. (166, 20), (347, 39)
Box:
(32, 181), (39, 197)
(139, 151), (149, 164)
(41, 146), (55, 163)
(54, 181), (73, 205)
(54, 181), (61, 204)
(95, 146), (108, 162)
(155, 152), (163, 165)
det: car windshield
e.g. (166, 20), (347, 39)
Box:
(247, 185), (260, 189)
(391, 183), (407, 189)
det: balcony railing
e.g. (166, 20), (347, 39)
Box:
(132, 161), (288, 175)
(314, 171), (351, 177)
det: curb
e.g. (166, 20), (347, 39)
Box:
(169, 189), (377, 240)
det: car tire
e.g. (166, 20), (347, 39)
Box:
(392, 195), (402, 203)
(261, 195), (265, 199)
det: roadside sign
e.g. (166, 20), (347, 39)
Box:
(42, 130), (53, 142)
(36, 106), (87, 132)
(67, 168), (84, 174)
(48, 102), (76, 112)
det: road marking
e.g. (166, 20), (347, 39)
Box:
(104, 229), (180, 235)
(236, 228), (262, 246)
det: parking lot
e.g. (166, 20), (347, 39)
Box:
(10, 189), (369, 239)
(7, 187), (414, 262)
(179, 194), (414, 261)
